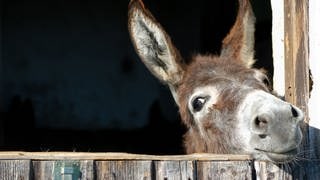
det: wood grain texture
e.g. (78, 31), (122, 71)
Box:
(0, 151), (251, 161)
(284, 0), (309, 117)
(32, 161), (55, 180)
(0, 160), (31, 180)
(95, 160), (152, 180)
(154, 160), (195, 180)
(32, 160), (94, 179)
(196, 160), (252, 179)
(79, 160), (95, 180)
(254, 161), (292, 180)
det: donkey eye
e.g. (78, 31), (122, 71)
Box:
(192, 97), (207, 112)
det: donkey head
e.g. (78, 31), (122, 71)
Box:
(128, 0), (304, 162)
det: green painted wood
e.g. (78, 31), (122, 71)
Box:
(32, 160), (94, 179)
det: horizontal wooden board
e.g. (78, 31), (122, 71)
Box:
(0, 151), (252, 161)
(0, 154), (318, 179)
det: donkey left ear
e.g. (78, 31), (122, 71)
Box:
(128, 0), (184, 86)
(128, 0), (185, 104)
(220, 0), (256, 68)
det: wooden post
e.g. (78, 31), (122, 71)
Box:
(284, 0), (309, 113)
(284, 0), (310, 154)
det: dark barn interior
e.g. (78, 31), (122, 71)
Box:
(0, 0), (272, 154)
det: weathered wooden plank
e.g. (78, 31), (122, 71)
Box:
(95, 160), (152, 180)
(79, 160), (95, 179)
(284, 0), (309, 117)
(196, 160), (252, 179)
(32, 160), (94, 179)
(154, 160), (195, 180)
(32, 161), (54, 180)
(254, 161), (292, 180)
(0, 151), (251, 161)
(0, 160), (31, 180)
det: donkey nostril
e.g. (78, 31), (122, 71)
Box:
(255, 116), (268, 129)
(291, 105), (299, 118)
(258, 134), (267, 139)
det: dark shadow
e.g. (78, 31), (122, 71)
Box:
(0, 0), (273, 155)
(0, 95), (185, 154)
(3, 96), (35, 148)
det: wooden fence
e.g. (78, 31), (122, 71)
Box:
(1, 152), (318, 179)
(0, 0), (319, 179)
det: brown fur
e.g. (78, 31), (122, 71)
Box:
(178, 55), (269, 153)
(128, 0), (270, 154)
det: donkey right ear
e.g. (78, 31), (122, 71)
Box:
(128, 0), (184, 86)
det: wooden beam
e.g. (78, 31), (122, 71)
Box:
(0, 151), (251, 161)
(284, 0), (309, 116)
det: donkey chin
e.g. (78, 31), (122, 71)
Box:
(238, 90), (304, 163)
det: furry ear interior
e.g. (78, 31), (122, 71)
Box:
(220, 0), (256, 68)
(128, 0), (184, 86)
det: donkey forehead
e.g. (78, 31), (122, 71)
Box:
(181, 57), (264, 90)
(177, 56), (270, 110)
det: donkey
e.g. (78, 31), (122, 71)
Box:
(128, 0), (304, 162)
